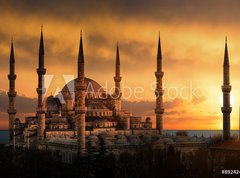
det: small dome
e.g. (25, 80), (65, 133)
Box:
(128, 135), (141, 145)
(145, 117), (151, 123)
(46, 96), (61, 114)
(88, 141), (98, 148)
(87, 135), (99, 142)
(14, 118), (21, 124)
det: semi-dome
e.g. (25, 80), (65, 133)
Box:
(46, 95), (61, 107)
(62, 77), (105, 94)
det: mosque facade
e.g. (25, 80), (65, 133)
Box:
(7, 28), (218, 161)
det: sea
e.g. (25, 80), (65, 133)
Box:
(1, 130), (240, 145)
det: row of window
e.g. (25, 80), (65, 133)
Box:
(87, 111), (112, 117)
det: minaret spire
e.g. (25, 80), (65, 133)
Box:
(75, 30), (86, 154)
(39, 25), (44, 57)
(116, 42), (120, 66)
(113, 42), (122, 116)
(221, 36), (232, 141)
(36, 26), (46, 141)
(224, 36), (229, 68)
(78, 30), (84, 78)
(155, 33), (164, 134)
(10, 37), (15, 63)
(157, 32), (162, 66)
(8, 38), (17, 141)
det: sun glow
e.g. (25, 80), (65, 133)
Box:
(219, 95), (235, 106)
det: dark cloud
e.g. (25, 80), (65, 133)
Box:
(122, 98), (195, 117)
(0, 91), (36, 113)
(1, 0), (240, 26)
(122, 100), (155, 116)
(0, 90), (217, 129)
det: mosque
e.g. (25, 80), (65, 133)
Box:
(7, 27), (229, 161)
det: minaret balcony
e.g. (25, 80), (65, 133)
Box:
(221, 85), (231, 92)
(75, 107), (86, 114)
(8, 74), (16, 80)
(8, 91), (16, 97)
(221, 107), (232, 113)
(155, 108), (164, 114)
(114, 76), (122, 82)
(7, 108), (16, 114)
(37, 68), (46, 75)
(112, 92), (122, 99)
(155, 90), (163, 96)
(36, 88), (46, 95)
(155, 72), (164, 78)
(36, 107), (46, 113)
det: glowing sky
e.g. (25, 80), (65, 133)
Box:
(1, 0), (240, 130)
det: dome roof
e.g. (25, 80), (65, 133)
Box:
(128, 135), (141, 145)
(46, 96), (61, 106)
(145, 117), (151, 123)
(62, 77), (105, 93)
(88, 141), (98, 148)
(87, 135), (99, 142)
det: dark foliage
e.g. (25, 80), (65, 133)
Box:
(0, 145), (239, 178)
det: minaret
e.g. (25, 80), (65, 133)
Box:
(36, 26), (46, 141)
(8, 38), (17, 141)
(155, 33), (164, 134)
(221, 37), (232, 141)
(113, 43), (122, 115)
(75, 30), (86, 153)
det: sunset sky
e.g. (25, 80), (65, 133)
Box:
(1, 0), (240, 130)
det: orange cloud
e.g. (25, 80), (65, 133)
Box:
(1, 0), (240, 130)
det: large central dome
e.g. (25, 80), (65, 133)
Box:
(59, 77), (110, 112)
(62, 77), (105, 93)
